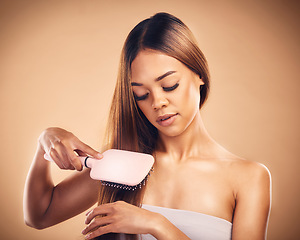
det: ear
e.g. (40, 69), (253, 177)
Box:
(199, 76), (204, 86)
(194, 73), (204, 87)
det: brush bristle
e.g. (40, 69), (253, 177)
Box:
(100, 167), (154, 191)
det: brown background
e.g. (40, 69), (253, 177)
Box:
(0, 0), (299, 239)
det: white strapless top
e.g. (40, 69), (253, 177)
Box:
(141, 204), (232, 240)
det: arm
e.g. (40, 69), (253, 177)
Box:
(150, 213), (191, 240)
(23, 127), (102, 229)
(82, 201), (190, 240)
(232, 161), (272, 240)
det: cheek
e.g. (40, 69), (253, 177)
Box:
(189, 82), (201, 103)
(178, 84), (200, 114)
(178, 83), (200, 106)
(137, 102), (152, 119)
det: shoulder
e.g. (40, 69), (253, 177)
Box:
(225, 158), (272, 238)
(227, 157), (270, 178)
(224, 157), (271, 199)
(232, 158), (271, 183)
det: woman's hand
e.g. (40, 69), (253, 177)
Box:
(82, 201), (160, 239)
(38, 127), (102, 171)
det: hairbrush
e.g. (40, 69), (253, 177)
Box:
(44, 149), (154, 191)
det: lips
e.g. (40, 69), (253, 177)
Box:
(156, 113), (178, 127)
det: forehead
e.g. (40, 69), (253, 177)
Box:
(130, 50), (185, 82)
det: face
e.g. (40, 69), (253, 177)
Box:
(130, 50), (204, 137)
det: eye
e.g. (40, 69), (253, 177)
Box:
(134, 93), (149, 101)
(163, 83), (179, 92)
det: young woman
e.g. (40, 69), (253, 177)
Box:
(23, 13), (271, 240)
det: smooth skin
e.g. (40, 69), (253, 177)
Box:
(23, 50), (271, 239)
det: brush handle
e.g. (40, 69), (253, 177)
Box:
(43, 153), (94, 168)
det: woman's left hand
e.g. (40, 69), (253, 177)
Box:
(82, 201), (159, 239)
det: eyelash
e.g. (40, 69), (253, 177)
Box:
(163, 83), (179, 92)
(134, 93), (149, 101)
(134, 83), (179, 101)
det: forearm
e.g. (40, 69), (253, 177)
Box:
(150, 213), (191, 240)
(23, 144), (54, 228)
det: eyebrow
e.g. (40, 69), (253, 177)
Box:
(131, 70), (176, 86)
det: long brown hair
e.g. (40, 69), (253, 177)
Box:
(94, 12), (210, 240)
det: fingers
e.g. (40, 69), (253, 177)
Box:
(75, 141), (103, 159)
(84, 224), (113, 239)
(40, 127), (102, 171)
(82, 202), (126, 238)
(49, 140), (76, 170)
(64, 146), (83, 171)
(85, 204), (113, 224)
(49, 148), (66, 169)
(82, 206), (114, 239)
(82, 215), (113, 235)
(71, 141), (103, 171)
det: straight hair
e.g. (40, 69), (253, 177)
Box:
(94, 12), (210, 240)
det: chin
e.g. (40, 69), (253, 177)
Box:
(157, 126), (186, 138)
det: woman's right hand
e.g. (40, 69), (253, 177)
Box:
(38, 127), (103, 171)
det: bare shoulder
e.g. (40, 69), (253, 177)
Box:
(222, 156), (272, 196)
(221, 157), (272, 238)
(226, 156), (270, 175)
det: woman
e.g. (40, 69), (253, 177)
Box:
(23, 12), (271, 240)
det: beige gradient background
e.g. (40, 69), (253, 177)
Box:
(0, 0), (299, 239)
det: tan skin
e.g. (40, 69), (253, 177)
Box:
(23, 49), (271, 239)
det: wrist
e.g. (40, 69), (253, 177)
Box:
(33, 142), (49, 167)
(147, 211), (190, 240)
(148, 212), (170, 239)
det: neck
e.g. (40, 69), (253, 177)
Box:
(156, 111), (220, 162)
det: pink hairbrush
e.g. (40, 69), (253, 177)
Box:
(44, 149), (154, 190)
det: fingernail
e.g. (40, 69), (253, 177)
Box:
(97, 153), (103, 159)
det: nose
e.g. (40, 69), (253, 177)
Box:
(151, 91), (169, 110)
